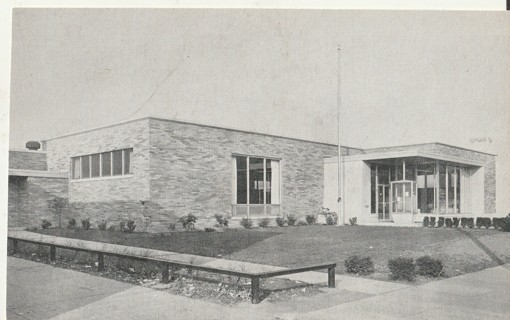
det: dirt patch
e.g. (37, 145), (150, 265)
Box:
(9, 248), (324, 305)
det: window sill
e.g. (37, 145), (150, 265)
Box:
(70, 174), (133, 183)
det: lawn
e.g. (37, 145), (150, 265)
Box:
(36, 225), (510, 281)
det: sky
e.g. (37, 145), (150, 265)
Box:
(6, 8), (510, 213)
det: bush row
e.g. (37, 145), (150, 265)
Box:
(344, 255), (443, 281)
(422, 215), (510, 231)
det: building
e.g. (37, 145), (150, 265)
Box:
(7, 116), (496, 231)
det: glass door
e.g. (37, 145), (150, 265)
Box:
(378, 185), (390, 220)
(391, 181), (414, 214)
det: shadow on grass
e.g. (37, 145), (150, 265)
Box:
(35, 228), (281, 257)
(457, 229), (505, 265)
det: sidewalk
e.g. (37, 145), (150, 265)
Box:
(8, 256), (510, 319)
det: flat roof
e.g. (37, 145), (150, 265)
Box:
(40, 116), (354, 149)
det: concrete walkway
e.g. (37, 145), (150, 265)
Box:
(7, 256), (510, 320)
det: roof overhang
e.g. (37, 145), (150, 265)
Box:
(333, 150), (486, 167)
(9, 169), (68, 179)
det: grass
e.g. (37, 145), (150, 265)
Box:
(35, 225), (510, 280)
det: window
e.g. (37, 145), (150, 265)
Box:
(233, 155), (280, 216)
(112, 150), (123, 176)
(72, 158), (81, 179)
(81, 156), (90, 179)
(91, 154), (100, 178)
(102, 152), (111, 176)
(71, 148), (133, 180)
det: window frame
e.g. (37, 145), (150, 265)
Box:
(232, 154), (281, 217)
(70, 148), (133, 181)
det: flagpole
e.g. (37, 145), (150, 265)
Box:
(337, 47), (344, 226)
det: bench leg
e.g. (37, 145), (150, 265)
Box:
(161, 264), (169, 284)
(12, 239), (18, 254)
(97, 253), (105, 271)
(49, 245), (56, 262)
(251, 277), (260, 304)
(328, 266), (336, 288)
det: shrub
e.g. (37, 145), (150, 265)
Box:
(305, 214), (317, 225)
(388, 257), (415, 281)
(429, 217), (436, 228)
(349, 217), (358, 226)
(275, 216), (286, 227)
(297, 220), (308, 226)
(126, 220), (136, 233)
(460, 217), (468, 228)
(119, 221), (126, 232)
(445, 218), (452, 228)
(503, 214), (510, 232)
(344, 255), (374, 275)
(478, 218), (491, 229)
(239, 218), (253, 229)
(258, 218), (270, 228)
(98, 219), (107, 231)
(467, 218), (475, 229)
(214, 214), (229, 228)
(67, 218), (77, 229)
(437, 217), (445, 228)
(168, 223), (176, 231)
(287, 214), (297, 226)
(452, 217), (460, 228)
(178, 214), (197, 231)
(41, 219), (52, 229)
(423, 216), (429, 227)
(47, 196), (69, 228)
(81, 218), (91, 230)
(492, 218), (502, 230)
(204, 227), (215, 232)
(416, 256), (443, 278)
(108, 225), (116, 231)
(318, 207), (338, 225)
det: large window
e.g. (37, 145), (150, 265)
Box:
(71, 148), (133, 180)
(233, 155), (280, 216)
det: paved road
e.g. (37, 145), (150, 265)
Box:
(6, 257), (510, 319)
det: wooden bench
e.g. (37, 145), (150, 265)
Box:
(8, 234), (336, 304)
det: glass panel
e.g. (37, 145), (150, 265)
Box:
(447, 166), (456, 213)
(81, 156), (90, 179)
(101, 152), (111, 176)
(270, 160), (280, 204)
(236, 157), (247, 204)
(124, 149), (133, 174)
(378, 185), (390, 219)
(456, 167), (461, 213)
(371, 164), (376, 213)
(249, 157), (264, 204)
(72, 158), (80, 179)
(90, 154), (100, 177)
(438, 164), (446, 213)
(265, 160), (271, 204)
(405, 164), (416, 181)
(417, 163), (435, 213)
(112, 150), (123, 176)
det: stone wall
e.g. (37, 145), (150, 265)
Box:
(9, 150), (47, 170)
(147, 118), (343, 229)
(42, 118), (151, 226)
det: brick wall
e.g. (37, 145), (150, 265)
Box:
(42, 119), (151, 226)
(9, 176), (68, 228)
(147, 118), (344, 229)
(9, 150), (47, 170)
